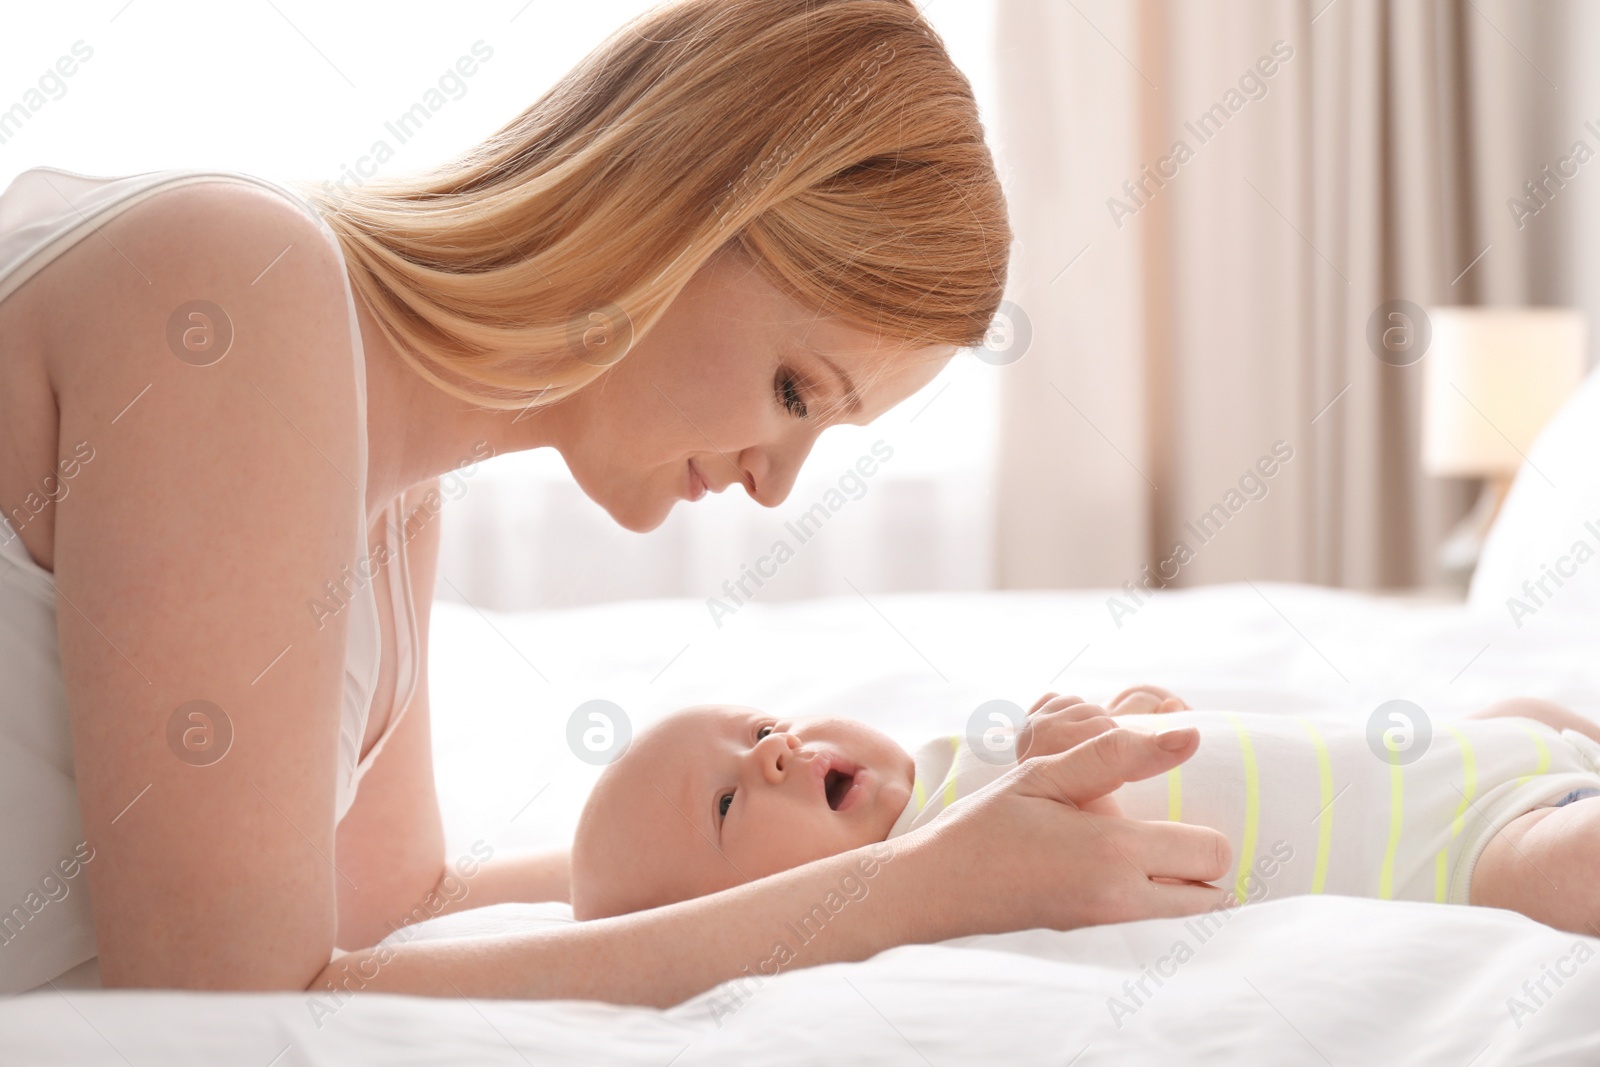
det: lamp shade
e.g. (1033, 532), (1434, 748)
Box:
(1422, 307), (1587, 477)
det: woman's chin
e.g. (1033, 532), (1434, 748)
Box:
(570, 471), (673, 533)
(606, 495), (674, 534)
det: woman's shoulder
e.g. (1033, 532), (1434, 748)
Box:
(44, 171), (363, 439)
(68, 170), (349, 326)
(108, 169), (333, 249)
(39, 169), (370, 568)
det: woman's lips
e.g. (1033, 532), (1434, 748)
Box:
(686, 459), (708, 502)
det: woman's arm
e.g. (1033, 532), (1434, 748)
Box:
(331, 479), (448, 949)
(333, 478), (571, 945)
(54, 183), (369, 990)
(311, 726), (1231, 1007)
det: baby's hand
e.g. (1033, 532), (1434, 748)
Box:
(1014, 693), (1118, 764)
(1106, 684), (1189, 716)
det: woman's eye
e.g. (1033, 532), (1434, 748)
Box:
(756, 725), (773, 741)
(776, 370), (809, 419)
(718, 792), (734, 819)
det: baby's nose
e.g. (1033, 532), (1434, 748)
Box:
(759, 732), (803, 782)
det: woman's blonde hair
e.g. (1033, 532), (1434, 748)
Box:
(296, 0), (1011, 411)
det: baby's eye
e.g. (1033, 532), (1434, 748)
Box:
(718, 792), (734, 820)
(756, 724), (774, 741)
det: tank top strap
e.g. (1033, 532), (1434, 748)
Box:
(340, 493), (425, 812)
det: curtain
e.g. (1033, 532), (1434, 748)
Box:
(992, 0), (1598, 591)
(435, 462), (995, 612)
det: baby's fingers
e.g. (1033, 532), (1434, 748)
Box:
(1111, 691), (1163, 716)
(1014, 713), (1115, 762)
(1034, 695), (1095, 718)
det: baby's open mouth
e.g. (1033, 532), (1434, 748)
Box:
(824, 767), (856, 810)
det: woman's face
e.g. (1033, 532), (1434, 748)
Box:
(545, 248), (954, 532)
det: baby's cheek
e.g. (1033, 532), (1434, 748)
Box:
(748, 809), (847, 878)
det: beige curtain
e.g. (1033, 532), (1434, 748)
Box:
(992, 0), (1596, 591)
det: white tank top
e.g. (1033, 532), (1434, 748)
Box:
(0, 166), (421, 994)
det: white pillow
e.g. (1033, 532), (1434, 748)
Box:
(1470, 360), (1600, 624)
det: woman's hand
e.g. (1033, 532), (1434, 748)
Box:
(906, 724), (1232, 931)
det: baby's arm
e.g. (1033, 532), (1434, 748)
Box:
(1469, 697), (1600, 746)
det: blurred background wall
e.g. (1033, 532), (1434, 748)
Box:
(995, 0), (1600, 592)
(3, 0), (1595, 608)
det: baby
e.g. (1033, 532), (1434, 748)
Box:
(569, 687), (1600, 937)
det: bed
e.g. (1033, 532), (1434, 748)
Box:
(8, 369), (1600, 1065)
(2, 583), (1596, 1064)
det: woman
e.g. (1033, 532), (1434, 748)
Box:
(0, 0), (1231, 1002)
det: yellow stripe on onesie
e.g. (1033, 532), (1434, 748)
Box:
(1434, 724), (1477, 903)
(884, 733), (1013, 839)
(882, 715), (1600, 913)
(1227, 715), (1262, 905)
(1378, 731), (1405, 900)
(942, 735), (962, 808)
(1296, 718), (1334, 895)
(1516, 725), (1552, 785)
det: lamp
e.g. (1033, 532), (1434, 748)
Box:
(1422, 307), (1587, 578)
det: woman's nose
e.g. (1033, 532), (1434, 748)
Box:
(754, 730), (803, 784)
(741, 434), (818, 508)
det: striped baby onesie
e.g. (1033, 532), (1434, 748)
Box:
(885, 713), (1600, 906)
(886, 733), (1014, 838)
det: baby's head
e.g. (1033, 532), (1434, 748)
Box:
(570, 704), (915, 919)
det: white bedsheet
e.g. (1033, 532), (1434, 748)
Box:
(6, 583), (1599, 1064)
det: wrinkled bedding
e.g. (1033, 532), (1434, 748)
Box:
(8, 583), (1598, 1065)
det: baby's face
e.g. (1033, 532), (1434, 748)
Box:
(571, 704), (915, 918)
